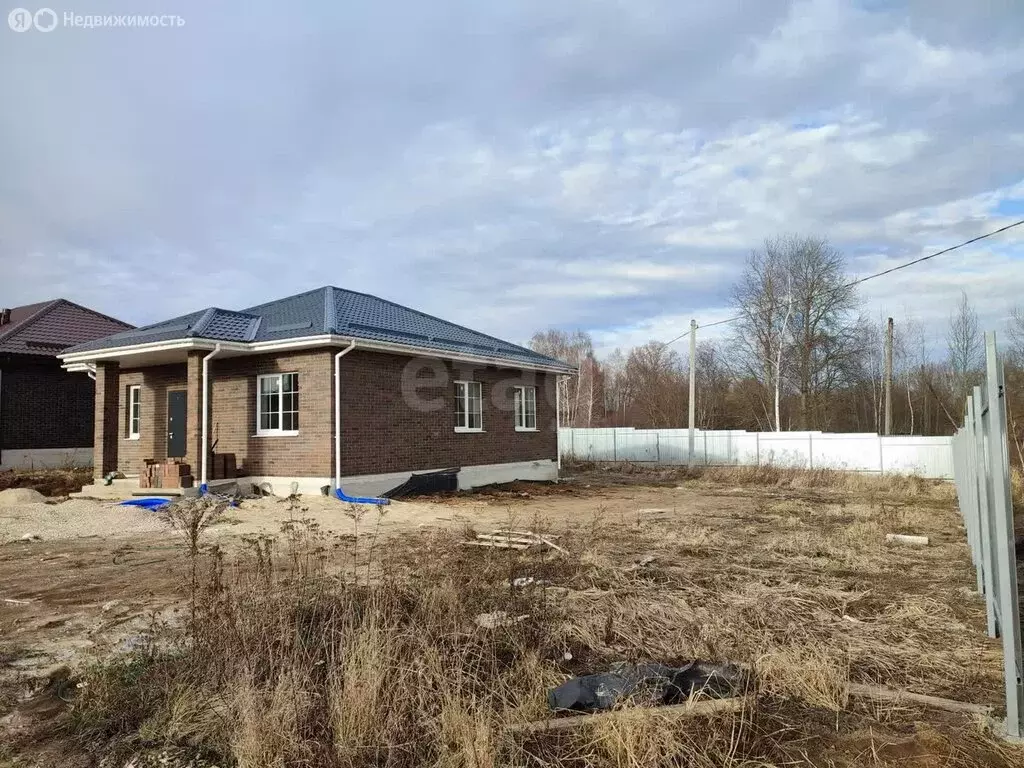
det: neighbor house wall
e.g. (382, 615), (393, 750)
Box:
(0, 355), (95, 451)
(338, 349), (558, 476)
(0, 354), (97, 470)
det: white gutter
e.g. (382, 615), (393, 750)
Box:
(61, 334), (574, 375)
(200, 344), (223, 488)
(334, 340), (357, 489)
(60, 338), (248, 365)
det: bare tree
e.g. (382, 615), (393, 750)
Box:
(603, 348), (630, 425)
(784, 236), (862, 429)
(732, 235), (860, 430)
(946, 291), (981, 404)
(730, 240), (791, 431)
(1008, 305), (1024, 365)
(623, 342), (686, 427)
(694, 340), (730, 429)
(529, 329), (596, 426)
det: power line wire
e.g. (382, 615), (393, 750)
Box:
(663, 218), (1024, 346)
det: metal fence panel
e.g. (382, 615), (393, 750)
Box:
(559, 428), (954, 478)
(949, 332), (1023, 739)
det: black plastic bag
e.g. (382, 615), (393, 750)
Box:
(548, 660), (745, 712)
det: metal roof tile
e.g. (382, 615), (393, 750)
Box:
(61, 287), (572, 370)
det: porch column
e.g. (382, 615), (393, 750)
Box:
(185, 350), (204, 475)
(94, 361), (120, 477)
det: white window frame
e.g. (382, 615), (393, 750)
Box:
(514, 385), (537, 431)
(454, 380), (483, 433)
(256, 372), (300, 437)
(127, 385), (141, 440)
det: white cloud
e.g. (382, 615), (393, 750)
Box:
(0, 0), (1022, 361)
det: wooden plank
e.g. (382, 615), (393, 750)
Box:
(462, 541), (531, 550)
(847, 683), (992, 715)
(476, 533), (540, 545)
(507, 697), (744, 735)
(495, 529), (560, 539)
(540, 537), (568, 554)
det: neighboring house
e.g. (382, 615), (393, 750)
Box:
(60, 286), (574, 496)
(0, 299), (133, 471)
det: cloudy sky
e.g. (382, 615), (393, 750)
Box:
(2, 0), (1023, 357)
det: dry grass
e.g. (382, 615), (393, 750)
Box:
(13, 470), (1023, 767)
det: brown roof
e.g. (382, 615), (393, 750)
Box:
(0, 299), (133, 357)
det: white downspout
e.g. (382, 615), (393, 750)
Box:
(556, 375), (562, 472)
(334, 341), (357, 489)
(200, 344), (222, 489)
(86, 364), (96, 381)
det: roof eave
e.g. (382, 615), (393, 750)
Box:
(61, 333), (576, 374)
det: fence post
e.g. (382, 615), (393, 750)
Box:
(964, 398), (983, 594)
(612, 430), (617, 463)
(972, 386), (998, 638)
(808, 433), (813, 470)
(984, 332), (1024, 738)
(656, 431), (661, 464)
(878, 435), (884, 476)
(755, 432), (760, 467)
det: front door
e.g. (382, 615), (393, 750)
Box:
(167, 390), (186, 458)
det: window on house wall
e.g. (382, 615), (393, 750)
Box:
(514, 385), (537, 431)
(127, 385), (141, 439)
(257, 373), (299, 435)
(454, 380), (482, 431)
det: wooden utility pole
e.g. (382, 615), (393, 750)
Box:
(884, 317), (893, 435)
(688, 319), (696, 466)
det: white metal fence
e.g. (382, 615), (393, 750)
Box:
(951, 332), (1023, 739)
(559, 427), (953, 479)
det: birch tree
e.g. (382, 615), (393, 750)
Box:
(946, 291), (981, 404)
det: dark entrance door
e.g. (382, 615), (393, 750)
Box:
(167, 390), (186, 458)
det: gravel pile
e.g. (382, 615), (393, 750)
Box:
(0, 498), (168, 540)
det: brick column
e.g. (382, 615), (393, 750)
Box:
(94, 361), (120, 477)
(185, 351), (204, 478)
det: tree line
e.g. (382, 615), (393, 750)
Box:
(530, 235), (1024, 465)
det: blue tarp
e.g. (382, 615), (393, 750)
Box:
(119, 497), (173, 510)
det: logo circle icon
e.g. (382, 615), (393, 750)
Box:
(34, 8), (57, 32)
(7, 7), (33, 31)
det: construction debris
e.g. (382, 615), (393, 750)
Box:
(846, 682), (992, 715)
(463, 529), (566, 553)
(474, 611), (529, 629)
(885, 533), (930, 547)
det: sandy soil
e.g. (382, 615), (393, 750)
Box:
(0, 480), (750, 685)
(1, 471), (1019, 767)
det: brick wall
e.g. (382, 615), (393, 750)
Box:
(115, 363), (187, 474)
(0, 354), (95, 451)
(94, 361), (120, 475)
(208, 349), (334, 478)
(339, 350), (557, 476)
(105, 347), (557, 480)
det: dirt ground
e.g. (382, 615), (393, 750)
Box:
(1, 468), (1022, 766)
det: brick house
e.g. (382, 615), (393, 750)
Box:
(60, 286), (574, 496)
(0, 299), (133, 470)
